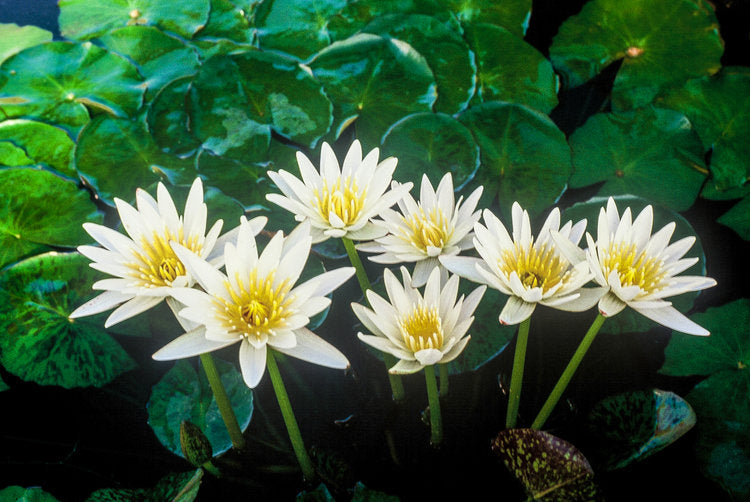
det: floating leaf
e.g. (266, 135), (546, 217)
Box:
(0, 252), (136, 388)
(0, 23), (53, 64)
(59, 0), (211, 40)
(0, 140), (32, 165)
(718, 194), (750, 241)
(693, 413), (750, 501)
(309, 33), (436, 147)
(550, 0), (723, 110)
(563, 195), (706, 335)
(659, 67), (750, 191)
(147, 76), (202, 156)
(464, 23), (558, 114)
(297, 483), (335, 502)
(492, 428), (598, 501)
(0, 42), (143, 133)
(0, 119), (76, 177)
(86, 469), (203, 502)
(568, 107), (707, 211)
(351, 482), (400, 502)
(381, 112), (479, 189)
(327, 0), (437, 41)
(147, 358), (253, 458)
(0, 486), (61, 502)
(196, 150), (274, 209)
(0, 167), (103, 268)
(0, 374), (8, 391)
(193, 0), (254, 48)
(458, 101), (572, 217)
(436, 0), (532, 36)
(363, 13), (476, 114)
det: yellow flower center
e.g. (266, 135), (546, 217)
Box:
(132, 228), (201, 287)
(600, 242), (665, 292)
(499, 242), (568, 292)
(314, 177), (366, 227)
(399, 303), (444, 353)
(402, 207), (451, 253)
(222, 270), (292, 341)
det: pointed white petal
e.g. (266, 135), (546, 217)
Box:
(275, 327), (349, 369)
(240, 340), (267, 388)
(414, 348), (443, 366)
(104, 295), (163, 327)
(499, 296), (536, 325)
(634, 305), (709, 336)
(69, 290), (132, 318)
(598, 292), (627, 317)
(152, 326), (237, 360)
(172, 243), (229, 299)
(439, 256), (489, 285)
(389, 358), (423, 375)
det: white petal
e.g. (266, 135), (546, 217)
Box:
(240, 340), (267, 388)
(345, 223), (389, 241)
(414, 348), (443, 366)
(499, 296), (536, 325)
(598, 292), (627, 317)
(389, 359), (423, 374)
(69, 290), (132, 318)
(440, 335), (471, 364)
(543, 287), (606, 312)
(172, 243), (229, 299)
(295, 267), (355, 297)
(634, 305), (709, 336)
(104, 295), (163, 327)
(357, 333), (412, 360)
(275, 327), (349, 369)
(152, 326), (237, 360)
(439, 255), (489, 285)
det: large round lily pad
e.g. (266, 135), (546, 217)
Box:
(550, 0), (723, 110)
(0, 119), (76, 177)
(568, 107), (707, 211)
(0, 252), (136, 388)
(0, 23), (52, 64)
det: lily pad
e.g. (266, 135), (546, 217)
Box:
(0, 374), (8, 391)
(0, 119), (76, 177)
(0, 42), (143, 133)
(326, 0), (439, 41)
(563, 195), (706, 336)
(0, 140), (32, 165)
(363, 13), (476, 114)
(492, 428), (598, 501)
(0, 486), (61, 502)
(196, 150), (274, 209)
(568, 107), (707, 211)
(693, 411), (750, 501)
(75, 115), (196, 204)
(659, 67), (750, 191)
(549, 0), (723, 110)
(718, 194), (750, 241)
(147, 76), (202, 156)
(86, 469), (203, 502)
(381, 112), (479, 190)
(435, 0), (532, 36)
(309, 33), (436, 148)
(191, 0), (254, 57)
(0, 252), (136, 388)
(0, 23), (53, 64)
(0, 167), (103, 268)
(59, 0), (211, 40)
(147, 358), (253, 458)
(458, 101), (572, 217)
(464, 23), (558, 114)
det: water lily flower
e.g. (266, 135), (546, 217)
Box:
(440, 203), (603, 325)
(357, 173), (483, 287)
(70, 178), (266, 328)
(152, 219), (354, 388)
(353, 266), (485, 374)
(266, 140), (413, 243)
(555, 197), (716, 335)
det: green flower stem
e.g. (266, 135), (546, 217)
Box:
(201, 460), (222, 478)
(439, 363), (449, 398)
(424, 365), (443, 446)
(199, 352), (246, 450)
(342, 236), (405, 401)
(505, 317), (531, 429)
(531, 313), (606, 430)
(266, 349), (315, 481)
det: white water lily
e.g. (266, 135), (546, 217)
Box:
(555, 197), (716, 335)
(353, 266), (485, 374)
(266, 140), (413, 243)
(357, 173), (483, 287)
(440, 203), (603, 325)
(152, 219), (354, 388)
(70, 178), (266, 328)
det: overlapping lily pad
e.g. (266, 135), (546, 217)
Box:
(191, 0), (255, 57)
(568, 107), (707, 211)
(0, 23), (52, 64)
(0, 252), (136, 388)
(147, 358), (253, 458)
(147, 76), (202, 156)
(436, 0), (532, 35)
(0, 119), (76, 177)
(0, 486), (61, 502)
(309, 33), (436, 147)
(718, 195), (750, 241)
(86, 469), (203, 502)
(550, 0), (723, 110)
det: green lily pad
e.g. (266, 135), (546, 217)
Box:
(75, 115), (196, 204)
(492, 428), (599, 501)
(435, 0), (532, 36)
(659, 67), (750, 191)
(0, 167), (103, 268)
(309, 33), (436, 148)
(351, 482), (399, 502)
(0, 252), (136, 388)
(700, 180), (750, 201)
(0, 374), (8, 391)
(96, 26), (200, 100)
(718, 194), (750, 241)
(297, 483), (334, 501)
(0, 119), (76, 177)
(0, 42), (143, 133)
(0, 486), (61, 502)
(59, 0), (211, 40)
(381, 112), (479, 190)
(0, 23), (53, 64)
(147, 358), (253, 458)
(464, 23), (558, 114)
(194, 0), (253, 45)
(550, 0), (723, 110)
(86, 469), (203, 502)
(0, 140), (32, 165)
(363, 13), (476, 114)
(569, 107), (707, 211)
(693, 411), (750, 500)
(458, 101), (572, 217)
(563, 195), (706, 336)
(147, 76), (202, 156)
(327, 0), (438, 41)
(196, 150), (273, 209)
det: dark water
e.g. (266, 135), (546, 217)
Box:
(0, 0), (60, 38)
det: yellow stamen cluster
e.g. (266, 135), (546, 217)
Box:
(222, 270), (292, 341)
(399, 303), (444, 353)
(600, 242), (665, 293)
(132, 228), (201, 287)
(402, 206), (451, 253)
(313, 177), (366, 226)
(499, 242), (567, 292)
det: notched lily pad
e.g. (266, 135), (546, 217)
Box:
(0, 119), (76, 177)
(0, 23), (53, 64)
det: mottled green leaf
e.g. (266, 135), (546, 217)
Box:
(147, 76), (202, 156)
(0, 23), (53, 64)
(465, 23), (558, 114)
(0, 486), (61, 502)
(458, 101), (572, 217)
(693, 414), (750, 501)
(59, 0), (211, 40)
(194, 0), (254, 46)
(718, 194), (750, 241)
(327, 0), (438, 42)
(351, 482), (399, 502)
(436, 0), (532, 36)
(0, 252), (136, 388)
(309, 33), (436, 148)
(550, 0), (723, 110)
(0, 167), (103, 268)
(147, 358), (253, 458)
(0, 119), (76, 177)
(569, 107), (707, 211)
(86, 469), (203, 502)
(492, 429), (598, 501)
